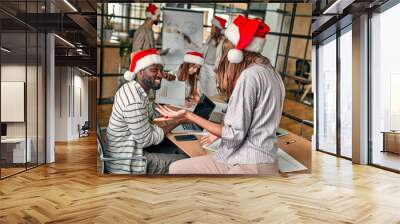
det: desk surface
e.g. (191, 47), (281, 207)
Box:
(167, 131), (311, 173)
(157, 96), (311, 173)
(1, 138), (27, 143)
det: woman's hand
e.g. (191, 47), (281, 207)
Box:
(154, 105), (188, 122)
(199, 133), (219, 146)
(161, 72), (176, 81)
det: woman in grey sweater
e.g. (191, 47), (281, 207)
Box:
(156, 16), (285, 175)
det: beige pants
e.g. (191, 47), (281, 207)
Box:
(169, 155), (279, 175)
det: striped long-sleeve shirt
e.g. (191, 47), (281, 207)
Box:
(106, 81), (164, 174)
(214, 63), (285, 165)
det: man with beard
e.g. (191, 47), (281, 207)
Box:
(131, 4), (161, 53)
(106, 49), (187, 175)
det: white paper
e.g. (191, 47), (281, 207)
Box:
(277, 148), (307, 173)
(202, 138), (221, 152)
(276, 128), (289, 137)
(155, 79), (186, 107)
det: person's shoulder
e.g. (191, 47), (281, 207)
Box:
(240, 64), (266, 81)
(119, 81), (144, 100)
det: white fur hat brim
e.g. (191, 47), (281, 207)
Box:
(124, 54), (164, 81)
(184, 54), (204, 66)
(211, 17), (223, 30)
(146, 9), (160, 21)
(133, 54), (164, 75)
(224, 18), (266, 54)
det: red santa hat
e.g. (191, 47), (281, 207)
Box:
(124, 48), (164, 81)
(145, 4), (160, 21)
(183, 51), (204, 66)
(223, 15), (270, 63)
(211, 15), (227, 30)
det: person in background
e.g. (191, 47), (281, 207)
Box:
(183, 15), (227, 97)
(107, 49), (187, 175)
(172, 51), (204, 105)
(156, 16), (285, 175)
(131, 4), (161, 53)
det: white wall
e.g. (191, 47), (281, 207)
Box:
(54, 67), (89, 141)
(1, 64), (46, 164)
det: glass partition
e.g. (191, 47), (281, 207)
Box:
(0, 0), (46, 179)
(339, 28), (352, 158)
(317, 36), (337, 154)
(370, 3), (400, 171)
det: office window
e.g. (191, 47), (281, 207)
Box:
(190, 3), (215, 43)
(371, 3), (400, 171)
(215, 3), (248, 24)
(317, 36), (337, 154)
(339, 28), (352, 158)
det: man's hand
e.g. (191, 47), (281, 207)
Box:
(154, 105), (187, 122)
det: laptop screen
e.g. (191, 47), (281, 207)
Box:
(1, 123), (7, 137)
(193, 95), (216, 119)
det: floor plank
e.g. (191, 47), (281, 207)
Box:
(0, 135), (400, 223)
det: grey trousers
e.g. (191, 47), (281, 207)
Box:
(143, 139), (188, 175)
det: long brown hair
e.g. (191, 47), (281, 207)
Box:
(211, 27), (223, 47)
(177, 62), (199, 97)
(216, 38), (270, 98)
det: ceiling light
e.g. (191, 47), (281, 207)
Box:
(63, 0), (78, 12)
(322, 0), (354, 15)
(1, 47), (11, 53)
(54, 34), (75, 48)
(78, 67), (93, 76)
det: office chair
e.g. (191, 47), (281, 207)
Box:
(294, 59), (311, 99)
(78, 121), (90, 138)
(96, 122), (147, 174)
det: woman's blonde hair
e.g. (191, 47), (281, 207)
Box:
(177, 62), (199, 97)
(216, 38), (270, 98)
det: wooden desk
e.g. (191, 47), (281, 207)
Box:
(381, 131), (400, 154)
(166, 131), (311, 173)
(1, 138), (32, 164)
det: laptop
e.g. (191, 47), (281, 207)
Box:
(172, 94), (216, 133)
(1, 123), (7, 140)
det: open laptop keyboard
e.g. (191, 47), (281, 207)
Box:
(182, 123), (201, 131)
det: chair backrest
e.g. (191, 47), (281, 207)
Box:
(96, 122), (106, 159)
(82, 121), (90, 129)
(295, 59), (311, 75)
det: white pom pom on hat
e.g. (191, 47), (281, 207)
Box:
(227, 49), (243, 64)
(124, 70), (135, 81)
(145, 4), (160, 21)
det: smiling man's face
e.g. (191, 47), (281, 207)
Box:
(138, 64), (163, 91)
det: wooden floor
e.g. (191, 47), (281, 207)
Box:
(1, 136), (400, 223)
